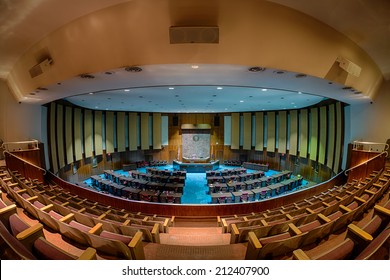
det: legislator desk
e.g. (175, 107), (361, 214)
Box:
(159, 191), (182, 204)
(182, 156), (210, 163)
(210, 192), (233, 204)
(208, 182), (228, 193)
(121, 187), (141, 200)
(232, 190), (254, 203)
(173, 160), (220, 173)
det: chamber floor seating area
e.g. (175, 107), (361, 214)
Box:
(1, 164), (389, 260)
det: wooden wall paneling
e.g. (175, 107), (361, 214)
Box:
(65, 107), (73, 164)
(94, 111), (103, 156)
(243, 112), (252, 150)
(74, 108), (83, 161)
(128, 112), (138, 151)
(267, 112), (276, 152)
(327, 104), (335, 169)
(231, 113), (240, 150)
(84, 110), (93, 158)
(141, 113), (150, 150)
(117, 112), (126, 152)
(299, 109), (308, 158)
(105, 112), (115, 154)
(56, 104), (65, 169)
(309, 108), (319, 161)
(255, 112), (264, 151)
(334, 102), (343, 173)
(289, 110), (298, 156)
(318, 106), (327, 164)
(153, 113), (162, 149)
(49, 103), (58, 173)
(278, 111), (287, 154)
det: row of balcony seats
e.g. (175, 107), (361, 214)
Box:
(0, 168), (174, 260)
(217, 169), (390, 259)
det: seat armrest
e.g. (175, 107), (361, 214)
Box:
(59, 213), (74, 223)
(163, 218), (170, 233)
(222, 219), (228, 233)
(318, 213), (331, 223)
(40, 204), (54, 212)
(128, 231), (145, 260)
(230, 224), (239, 244)
(89, 223), (103, 235)
(78, 247), (97, 260)
(151, 223), (160, 243)
(374, 205), (390, 217)
(292, 249), (311, 260)
(289, 223), (302, 235)
(347, 224), (373, 244)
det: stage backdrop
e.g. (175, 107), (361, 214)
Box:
(181, 124), (211, 160)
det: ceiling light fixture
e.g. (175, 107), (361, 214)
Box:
(217, 87), (223, 90)
(124, 89), (130, 92)
(261, 88), (268, 92)
(191, 65), (199, 69)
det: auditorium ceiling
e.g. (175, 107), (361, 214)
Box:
(0, 0), (389, 112)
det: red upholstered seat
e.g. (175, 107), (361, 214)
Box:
(100, 230), (132, 244)
(328, 211), (343, 221)
(298, 220), (321, 233)
(33, 237), (75, 260)
(259, 232), (291, 245)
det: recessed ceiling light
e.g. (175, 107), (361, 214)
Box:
(95, 106), (98, 109)
(89, 92), (94, 95)
(191, 65), (199, 69)
(261, 89), (267, 92)
(298, 91), (302, 94)
(169, 87), (175, 90)
(217, 87), (223, 90)
(240, 100), (244, 103)
(124, 89), (130, 92)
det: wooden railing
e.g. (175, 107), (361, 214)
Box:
(4, 147), (386, 217)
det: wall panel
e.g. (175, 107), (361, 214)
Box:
(94, 111), (103, 156)
(334, 102), (343, 173)
(231, 113), (240, 150)
(153, 113), (162, 149)
(267, 112), (276, 152)
(49, 103), (58, 173)
(278, 111), (287, 154)
(74, 108), (83, 161)
(299, 109), (308, 158)
(255, 112), (264, 151)
(243, 112), (252, 150)
(84, 110), (93, 158)
(141, 113), (150, 150)
(56, 104), (65, 169)
(105, 112), (115, 153)
(327, 104), (335, 169)
(129, 112), (138, 151)
(65, 107), (73, 164)
(117, 112), (126, 152)
(309, 108), (318, 161)
(289, 111), (298, 156)
(318, 106), (327, 164)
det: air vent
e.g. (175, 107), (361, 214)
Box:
(37, 87), (48, 91)
(248, 66), (266, 72)
(29, 58), (53, 78)
(295, 73), (307, 78)
(125, 66), (142, 72)
(80, 73), (95, 79)
(104, 71), (114, 75)
(342, 86), (352, 90)
(274, 70), (285, 74)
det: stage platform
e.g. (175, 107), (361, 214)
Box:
(173, 160), (220, 173)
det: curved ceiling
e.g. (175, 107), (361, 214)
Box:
(60, 64), (365, 112)
(1, 0), (388, 112)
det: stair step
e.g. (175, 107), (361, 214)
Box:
(160, 233), (231, 246)
(168, 227), (223, 235)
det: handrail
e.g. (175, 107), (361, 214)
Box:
(344, 151), (388, 176)
(3, 150), (46, 175)
(1, 139), (39, 150)
(352, 140), (389, 152)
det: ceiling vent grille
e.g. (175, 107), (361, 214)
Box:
(248, 66), (266, 72)
(80, 73), (95, 79)
(125, 66), (142, 72)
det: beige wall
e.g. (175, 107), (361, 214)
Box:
(350, 80), (390, 143)
(0, 80), (42, 143)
